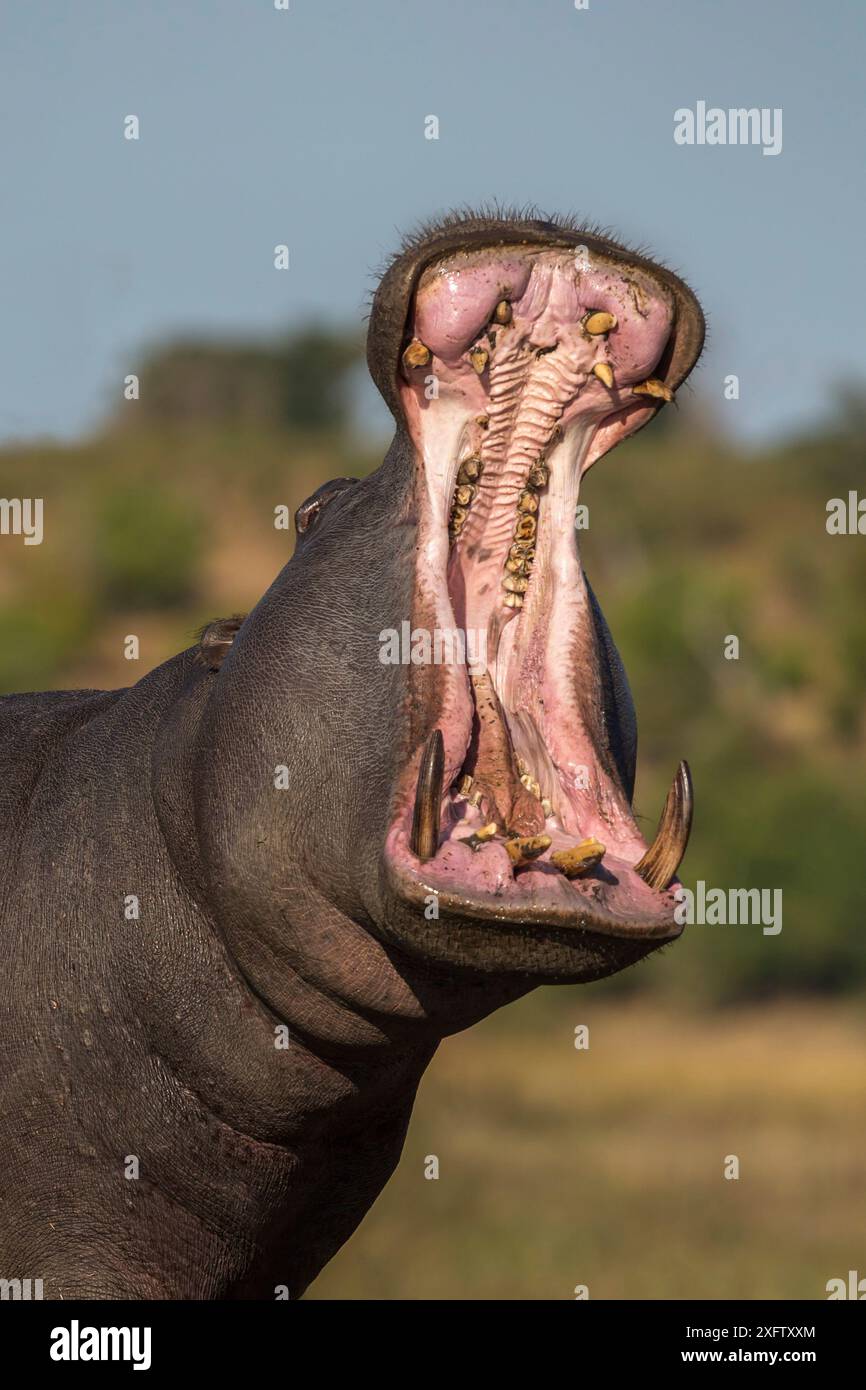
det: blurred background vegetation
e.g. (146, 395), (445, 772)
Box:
(1, 326), (863, 1298)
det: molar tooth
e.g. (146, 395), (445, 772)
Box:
(633, 378), (674, 402)
(509, 541), (534, 562)
(515, 514), (536, 540)
(476, 415), (489, 429)
(503, 574), (528, 594)
(550, 838), (606, 878)
(469, 346), (489, 375)
(505, 834), (551, 867)
(457, 456), (483, 483)
(455, 484), (475, 507)
(402, 338), (431, 370)
(503, 592), (524, 609)
(584, 311), (617, 335)
(493, 299), (513, 325)
(592, 362), (615, 389)
(527, 463), (549, 489)
(449, 506), (468, 536)
(517, 490), (539, 514)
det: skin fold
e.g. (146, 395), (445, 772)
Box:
(0, 210), (704, 1299)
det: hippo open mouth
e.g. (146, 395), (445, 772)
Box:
(375, 221), (704, 954)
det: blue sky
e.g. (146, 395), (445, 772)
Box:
(1, 0), (863, 445)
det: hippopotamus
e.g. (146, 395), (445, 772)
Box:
(0, 210), (704, 1299)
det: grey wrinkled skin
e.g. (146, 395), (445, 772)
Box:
(0, 210), (704, 1299)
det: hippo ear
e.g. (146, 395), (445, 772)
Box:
(294, 477), (358, 538)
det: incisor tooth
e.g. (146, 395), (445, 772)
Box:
(633, 378), (674, 402)
(592, 362), (615, 389)
(469, 346), (489, 374)
(505, 834), (551, 867)
(551, 838), (606, 878)
(584, 311), (617, 335)
(402, 338), (431, 370)
(463, 822), (500, 853)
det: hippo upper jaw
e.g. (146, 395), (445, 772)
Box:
(365, 214), (704, 982)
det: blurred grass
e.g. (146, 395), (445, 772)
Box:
(309, 997), (866, 1300)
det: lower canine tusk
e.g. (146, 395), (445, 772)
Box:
(634, 760), (694, 890)
(410, 729), (445, 861)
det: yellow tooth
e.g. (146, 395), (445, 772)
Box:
(503, 574), (528, 594)
(505, 556), (526, 574)
(449, 506), (468, 536)
(515, 514), (536, 540)
(592, 362), (614, 389)
(633, 378), (673, 402)
(494, 299), (513, 325)
(505, 834), (551, 867)
(510, 540), (534, 562)
(503, 592), (524, 609)
(584, 311), (617, 335)
(459, 774), (474, 795)
(475, 822), (498, 842)
(457, 456), (482, 483)
(550, 837), (606, 878)
(469, 346), (489, 374)
(455, 484), (475, 507)
(517, 490), (539, 514)
(402, 338), (431, 370)
(541, 797), (554, 817)
(527, 463), (549, 489)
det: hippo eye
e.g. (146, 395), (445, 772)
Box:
(294, 477), (357, 536)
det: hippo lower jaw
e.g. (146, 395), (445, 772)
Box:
(380, 240), (696, 971)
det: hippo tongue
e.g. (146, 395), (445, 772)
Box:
(461, 671), (545, 836)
